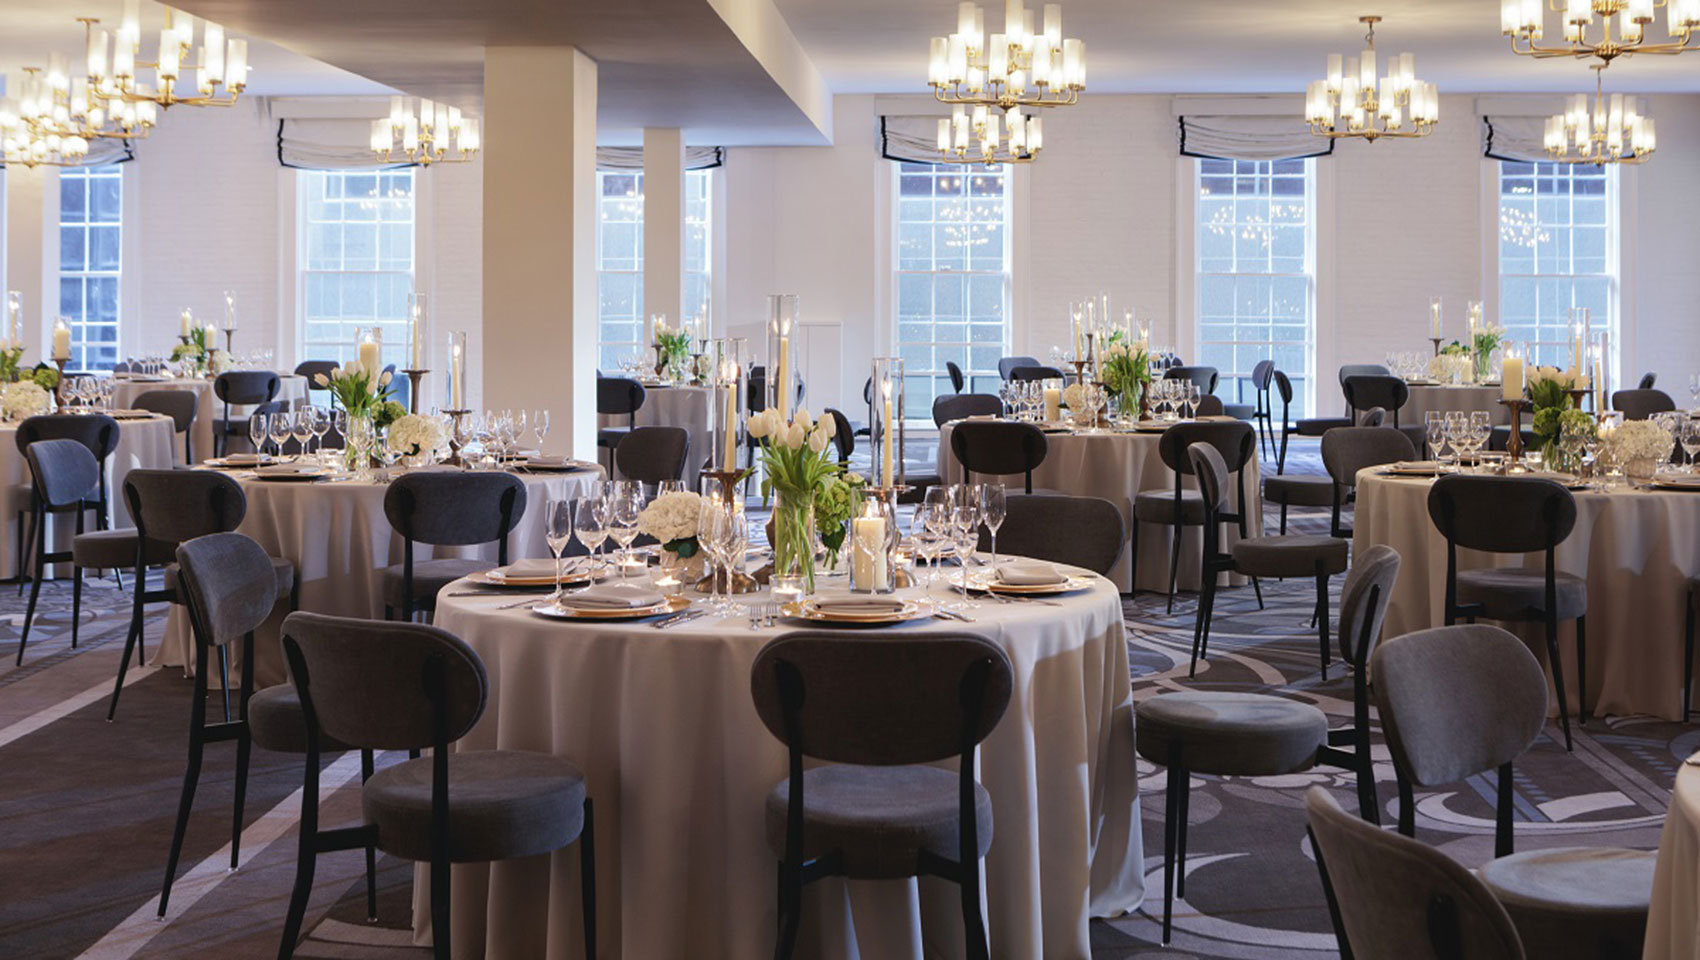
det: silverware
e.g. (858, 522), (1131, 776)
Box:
(932, 609), (973, 622)
(653, 609), (706, 630)
(498, 597), (539, 610)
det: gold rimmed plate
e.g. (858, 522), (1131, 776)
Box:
(203, 455), (275, 469)
(252, 467), (332, 482)
(529, 595), (690, 620)
(466, 569), (592, 590)
(1381, 462), (1443, 477)
(949, 572), (1093, 596)
(786, 599), (929, 626)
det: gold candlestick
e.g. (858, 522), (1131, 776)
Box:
(52, 358), (68, 405)
(1499, 398), (1530, 469)
(1069, 359), (1090, 386)
(1429, 336), (1445, 357)
(443, 409), (471, 466)
(695, 468), (758, 595)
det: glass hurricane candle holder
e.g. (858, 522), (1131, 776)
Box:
(869, 357), (904, 488)
(709, 337), (747, 475)
(766, 294), (798, 421)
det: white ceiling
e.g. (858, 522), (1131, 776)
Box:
(0, 0), (393, 96)
(774, 0), (1700, 94)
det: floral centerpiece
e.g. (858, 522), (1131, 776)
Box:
(1528, 367), (1587, 468)
(1470, 323), (1506, 381)
(27, 363), (59, 392)
(1428, 349), (1472, 384)
(814, 471), (867, 571)
(638, 490), (705, 575)
(1, 380), (50, 420)
(748, 406), (839, 593)
(170, 326), (215, 376)
(315, 361), (401, 470)
(0, 338), (24, 383)
(1061, 382), (1085, 412)
(1099, 336), (1150, 417)
(385, 413), (450, 465)
(652, 317), (692, 381)
(1603, 419), (1672, 480)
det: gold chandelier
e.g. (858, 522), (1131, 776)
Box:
(1, 63), (157, 168)
(1305, 17), (1439, 143)
(1545, 65), (1657, 163)
(81, 2), (249, 109)
(370, 96), (481, 166)
(927, 1), (1085, 111)
(934, 104), (1042, 165)
(1501, 0), (1700, 62)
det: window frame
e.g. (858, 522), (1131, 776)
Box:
(57, 164), (125, 373)
(1493, 160), (1619, 370)
(594, 167), (715, 373)
(294, 167), (419, 370)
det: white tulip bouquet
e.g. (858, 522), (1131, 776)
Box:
(747, 406), (840, 591)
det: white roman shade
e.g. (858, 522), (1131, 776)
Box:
(278, 117), (412, 170)
(1177, 115), (1333, 162)
(594, 146), (724, 170)
(880, 115), (952, 164)
(1482, 115), (1554, 164)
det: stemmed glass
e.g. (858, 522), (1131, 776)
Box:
(249, 413), (269, 459)
(1681, 419), (1700, 474)
(919, 488), (953, 591)
(308, 407), (331, 462)
(270, 412), (293, 461)
(532, 409), (550, 451)
(1424, 412), (1445, 462)
(950, 488), (981, 608)
(573, 490), (611, 579)
(981, 483), (1006, 571)
(545, 500), (575, 604)
(609, 480), (645, 570)
(1443, 412), (1467, 472)
(290, 410), (313, 463)
(1689, 374), (1700, 412)
(697, 495), (740, 614)
(1469, 412), (1492, 467)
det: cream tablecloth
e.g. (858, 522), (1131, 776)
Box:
(1645, 761), (1700, 960)
(937, 420), (1263, 593)
(1353, 469), (1700, 720)
(113, 373), (309, 463)
(418, 572), (1143, 959)
(154, 465), (605, 686)
(0, 414), (178, 578)
(596, 383), (712, 478)
(1403, 384), (1508, 426)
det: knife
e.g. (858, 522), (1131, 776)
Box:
(653, 609), (706, 629)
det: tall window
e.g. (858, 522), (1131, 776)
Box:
(297, 168), (416, 367)
(893, 162), (1009, 416)
(1195, 158), (1315, 418)
(595, 168), (714, 372)
(59, 165), (123, 372)
(1497, 162), (1615, 367)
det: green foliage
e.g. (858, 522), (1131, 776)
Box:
(373, 399), (407, 428)
(30, 363), (59, 390)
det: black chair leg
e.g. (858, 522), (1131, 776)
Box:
(960, 844), (988, 960)
(1355, 726), (1380, 825)
(1128, 520), (1140, 597)
(1251, 576), (1265, 610)
(159, 677), (207, 917)
(1175, 767), (1192, 898)
(430, 847), (451, 960)
(775, 858), (802, 960)
(1315, 570), (1331, 681)
(1576, 616), (1589, 724)
(1165, 520), (1183, 614)
(70, 564), (84, 649)
(16, 509), (45, 665)
(1278, 501), (1289, 535)
(276, 780), (319, 960)
(1685, 596), (1696, 723)
(361, 749), (378, 922)
(1160, 755), (1184, 945)
(1396, 772), (1415, 838)
(581, 798), (597, 958)
(1189, 574), (1217, 678)
(1545, 614), (1574, 751)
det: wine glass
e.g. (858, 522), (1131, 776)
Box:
(290, 410), (313, 461)
(573, 491), (611, 579)
(609, 480), (645, 570)
(545, 500), (575, 604)
(532, 409), (550, 450)
(1682, 419), (1700, 474)
(308, 407), (331, 462)
(270, 411), (293, 461)
(1469, 412), (1492, 465)
(249, 413), (269, 459)
(920, 487), (953, 589)
(1689, 373), (1700, 412)
(698, 495), (741, 614)
(1443, 412), (1467, 472)
(1424, 412), (1446, 462)
(980, 482), (1006, 572)
(951, 493), (981, 608)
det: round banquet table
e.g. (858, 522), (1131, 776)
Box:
(936, 419), (1263, 593)
(597, 383), (711, 477)
(417, 571), (1144, 960)
(1403, 383), (1509, 425)
(1352, 468), (1700, 720)
(113, 373), (310, 464)
(153, 464), (605, 687)
(0, 412), (178, 579)
(1644, 760), (1700, 960)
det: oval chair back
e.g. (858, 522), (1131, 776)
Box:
(1165, 365), (1219, 395)
(24, 438), (100, 511)
(932, 393), (1003, 427)
(596, 377), (646, 423)
(176, 532), (281, 652)
(1611, 388), (1675, 421)
(945, 360), (965, 394)
(822, 408), (854, 467)
(997, 356), (1040, 380)
(132, 390), (199, 463)
(949, 421), (1047, 493)
(973, 493), (1123, 575)
(1343, 375), (1411, 425)
(613, 426), (689, 484)
(124, 468), (247, 546)
(1321, 426), (1416, 536)
(1006, 365), (1067, 383)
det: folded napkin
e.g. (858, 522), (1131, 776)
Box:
(525, 455), (572, 468)
(1391, 461), (1441, 473)
(1654, 473), (1700, 487)
(223, 453), (270, 465)
(255, 463), (318, 476)
(564, 582), (665, 609)
(964, 414), (1000, 421)
(810, 594), (909, 615)
(492, 558), (568, 580)
(997, 559), (1067, 586)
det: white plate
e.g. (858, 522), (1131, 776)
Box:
(529, 596), (687, 620)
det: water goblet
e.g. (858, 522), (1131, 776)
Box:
(249, 413), (269, 459)
(573, 491), (611, 579)
(980, 482), (1006, 571)
(270, 411), (293, 460)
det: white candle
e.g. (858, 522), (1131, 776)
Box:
(52, 320), (70, 360)
(1430, 297), (1442, 339)
(223, 291), (235, 328)
(1500, 354), (1523, 402)
(450, 339), (465, 408)
(180, 309), (192, 338)
(776, 335), (789, 421)
(1072, 308), (1083, 359)
(358, 338), (381, 375)
(1043, 386), (1061, 421)
(880, 379), (894, 487)
(852, 514), (889, 590)
(203, 322), (217, 346)
(722, 381), (737, 472)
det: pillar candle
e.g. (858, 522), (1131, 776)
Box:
(776, 335), (789, 421)
(721, 382), (737, 472)
(1042, 386), (1061, 421)
(449, 339), (465, 408)
(52, 321), (70, 360)
(204, 323), (217, 346)
(851, 513), (888, 590)
(180, 310), (192, 338)
(880, 380), (894, 487)
(1500, 354), (1523, 402)
(358, 337), (381, 374)
(1430, 298), (1442, 338)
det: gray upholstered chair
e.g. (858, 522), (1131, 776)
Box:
(1371, 624), (1655, 959)
(293, 360), (339, 394)
(1315, 544), (1402, 824)
(973, 493), (1123, 576)
(131, 389), (199, 464)
(1194, 394), (1226, 417)
(1427, 474), (1587, 750)
(109, 469), (296, 720)
(1684, 576), (1700, 721)
(1305, 787), (1527, 960)
(1321, 425), (1417, 538)
(944, 359), (965, 394)
(750, 631), (1013, 960)
(158, 533), (371, 921)
(1611, 388), (1676, 421)
(14, 414), (121, 581)
(277, 612), (594, 960)
(613, 425), (688, 484)
(381, 471), (527, 621)
(950, 420), (1048, 494)
(1188, 443), (1348, 678)
(1249, 359), (1276, 459)
(1131, 420), (1256, 613)
(997, 355), (1040, 380)
(1165, 364), (1220, 395)
(1342, 375), (1411, 427)
(932, 392), (1003, 427)
(1638, 372), (1657, 390)
(213, 370), (281, 457)
(595, 377), (646, 473)
(1006, 364), (1067, 382)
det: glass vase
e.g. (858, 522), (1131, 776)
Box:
(771, 486), (816, 595)
(346, 413), (376, 481)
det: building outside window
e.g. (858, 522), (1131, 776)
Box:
(58, 164), (123, 372)
(596, 168), (714, 373)
(298, 168), (416, 369)
(1497, 161), (1615, 368)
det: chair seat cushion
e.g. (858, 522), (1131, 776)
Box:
(1295, 417), (1352, 437)
(382, 558), (496, 610)
(164, 556), (294, 604)
(1136, 691), (1327, 776)
(1264, 475), (1336, 507)
(764, 764), (992, 881)
(1480, 846), (1654, 958)
(71, 530), (174, 569)
(364, 750), (587, 863)
(596, 428), (629, 449)
(1133, 489), (1207, 524)
(1230, 535), (1349, 578)
(1456, 567), (1587, 621)
(247, 684), (352, 754)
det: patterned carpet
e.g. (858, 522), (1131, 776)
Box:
(0, 437), (1683, 959)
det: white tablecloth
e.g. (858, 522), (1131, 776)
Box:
(1645, 762), (1700, 960)
(113, 374), (309, 463)
(154, 465), (605, 686)
(1353, 469), (1700, 720)
(420, 573), (1143, 959)
(0, 414), (178, 578)
(937, 421), (1263, 592)
(597, 384), (712, 477)
(1404, 384), (1509, 426)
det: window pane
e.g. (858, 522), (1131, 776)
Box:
(57, 166), (123, 372)
(595, 168), (715, 368)
(298, 168), (417, 368)
(1497, 162), (1617, 368)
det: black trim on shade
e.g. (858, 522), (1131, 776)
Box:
(1481, 115), (1523, 163)
(1176, 116), (1334, 162)
(694, 146), (726, 170)
(0, 139), (135, 170)
(275, 118), (419, 171)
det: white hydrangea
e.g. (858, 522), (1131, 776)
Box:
(385, 413), (450, 460)
(1605, 419), (1672, 464)
(1061, 382), (1085, 410)
(2, 380), (50, 421)
(638, 490), (702, 544)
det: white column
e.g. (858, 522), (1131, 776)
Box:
(4, 166), (52, 360)
(642, 127), (685, 344)
(482, 47), (598, 459)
